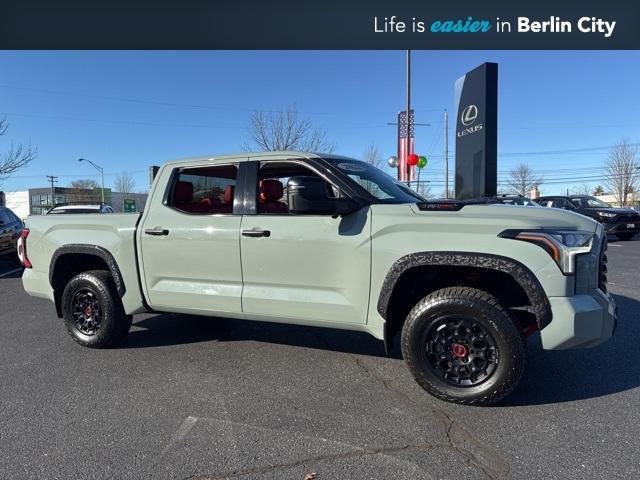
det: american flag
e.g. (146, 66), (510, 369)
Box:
(397, 110), (415, 182)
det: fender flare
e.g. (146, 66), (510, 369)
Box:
(49, 244), (126, 297)
(377, 251), (552, 329)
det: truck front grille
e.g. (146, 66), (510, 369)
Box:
(598, 236), (608, 293)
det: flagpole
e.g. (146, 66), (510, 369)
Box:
(405, 49), (411, 187)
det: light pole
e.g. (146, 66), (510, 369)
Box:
(78, 158), (105, 204)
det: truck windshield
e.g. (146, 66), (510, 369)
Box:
(325, 158), (423, 203)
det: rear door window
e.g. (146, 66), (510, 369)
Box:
(168, 164), (238, 214)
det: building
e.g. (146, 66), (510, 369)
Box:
(595, 194), (639, 208)
(2, 187), (147, 220)
(2, 190), (29, 219)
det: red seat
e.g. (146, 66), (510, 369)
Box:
(174, 181), (196, 212)
(174, 181), (214, 213)
(219, 185), (235, 213)
(258, 179), (288, 214)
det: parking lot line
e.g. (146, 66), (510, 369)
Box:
(0, 268), (23, 278)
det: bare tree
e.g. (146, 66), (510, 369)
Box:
(69, 179), (99, 190)
(244, 106), (335, 153)
(416, 183), (432, 199)
(67, 179), (100, 203)
(0, 117), (37, 181)
(605, 138), (640, 207)
(363, 142), (383, 169)
(570, 184), (592, 196)
(507, 163), (543, 197)
(115, 172), (136, 193)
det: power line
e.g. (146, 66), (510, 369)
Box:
(0, 84), (441, 116)
(1, 111), (393, 131)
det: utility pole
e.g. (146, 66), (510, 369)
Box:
(444, 109), (449, 198)
(46, 175), (58, 208)
(405, 49), (411, 187)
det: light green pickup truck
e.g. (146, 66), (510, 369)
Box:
(20, 152), (616, 405)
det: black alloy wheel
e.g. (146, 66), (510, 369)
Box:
(71, 289), (102, 336)
(423, 315), (499, 387)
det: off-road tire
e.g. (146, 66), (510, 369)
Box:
(61, 270), (132, 348)
(617, 233), (636, 241)
(401, 287), (526, 406)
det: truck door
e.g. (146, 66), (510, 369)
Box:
(239, 159), (372, 325)
(138, 162), (243, 315)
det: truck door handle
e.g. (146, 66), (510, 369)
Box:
(144, 227), (169, 236)
(242, 228), (271, 238)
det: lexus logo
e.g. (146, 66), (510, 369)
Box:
(461, 105), (478, 126)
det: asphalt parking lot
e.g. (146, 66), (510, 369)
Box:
(1, 237), (639, 480)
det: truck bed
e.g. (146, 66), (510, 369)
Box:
(22, 213), (145, 314)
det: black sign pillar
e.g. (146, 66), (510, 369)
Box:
(454, 63), (498, 199)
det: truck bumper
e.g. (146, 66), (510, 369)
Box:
(22, 268), (55, 302)
(541, 289), (616, 349)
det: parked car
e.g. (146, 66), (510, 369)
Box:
(20, 152), (616, 406)
(46, 203), (114, 214)
(0, 206), (23, 262)
(538, 195), (640, 240)
(495, 194), (540, 206)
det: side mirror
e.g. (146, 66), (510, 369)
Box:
(287, 176), (359, 216)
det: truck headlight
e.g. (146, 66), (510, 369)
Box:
(499, 229), (594, 274)
(596, 211), (616, 218)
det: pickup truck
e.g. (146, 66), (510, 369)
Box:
(20, 151), (617, 405)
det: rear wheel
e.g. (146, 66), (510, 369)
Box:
(617, 233), (636, 241)
(61, 270), (132, 348)
(401, 287), (526, 406)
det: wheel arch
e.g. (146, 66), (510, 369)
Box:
(378, 251), (552, 351)
(50, 244), (126, 317)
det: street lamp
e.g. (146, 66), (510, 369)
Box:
(78, 158), (105, 204)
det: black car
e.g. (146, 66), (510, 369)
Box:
(538, 195), (640, 240)
(0, 206), (23, 261)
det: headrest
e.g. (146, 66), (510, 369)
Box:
(224, 185), (235, 204)
(259, 179), (284, 202)
(175, 181), (193, 203)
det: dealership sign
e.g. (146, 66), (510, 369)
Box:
(454, 62), (498, 199)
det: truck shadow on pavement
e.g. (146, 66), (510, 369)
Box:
(121, 293), (639, 406)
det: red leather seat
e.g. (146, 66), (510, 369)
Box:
(174, 181), (196, 212)
(219, 185), (235, 213)
(258, 179), (288, 214)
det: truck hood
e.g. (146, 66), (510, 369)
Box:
(407, 203), (600, 233)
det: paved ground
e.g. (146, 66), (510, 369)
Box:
(1, 237), (639, 480)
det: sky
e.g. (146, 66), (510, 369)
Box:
(0, 50), (639, 196)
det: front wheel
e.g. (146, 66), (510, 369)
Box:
(61, 270), (132, 348)
(401, 287), (526, 406)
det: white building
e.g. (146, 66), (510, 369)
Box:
(4, 191), (30, 220)
(595, 194), (638, 208)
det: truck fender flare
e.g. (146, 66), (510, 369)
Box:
(49, 244), (126, 297)
(377, 251), (552, 328)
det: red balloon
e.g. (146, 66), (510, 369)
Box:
(407, 153), (419, 166)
